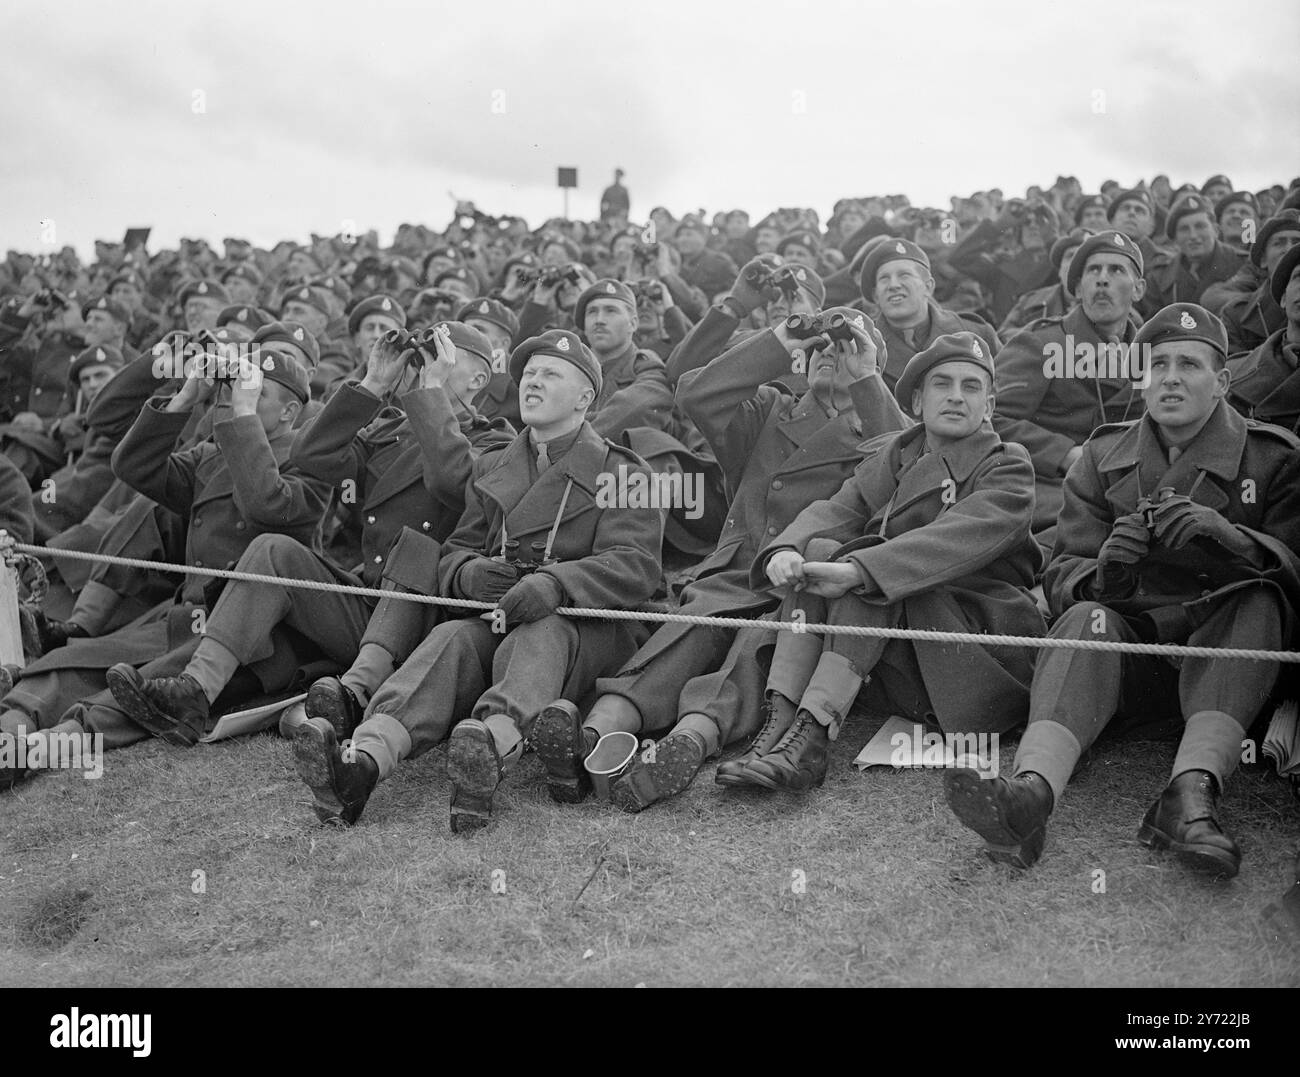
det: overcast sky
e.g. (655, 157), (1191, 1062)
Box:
(3, 0), (1297, 256)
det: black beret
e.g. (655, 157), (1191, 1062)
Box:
(347, 294), (406, 336)
(1050, 228), (1094, 271)
(509, 329), (602, 396)
(858, 238), (931, 300)
(573, 279), (636, 328)
(80, 294), (131, 324)
(1105, 188), (1153, 221)
(423, 320), (495, 370)
(1213, 191), (1258, 221)
(216, 305), (273, 334)
(457, 297), (520, 338)
(894, 331), (995, 408)
(251, 321), (321, 370)
(280, 284), (330, 317)
(1073, 195), (1108, 225)
(1252, 210), (1300, 268)
(1066, 230), (1145, 294)
(776, 230), (822, 255)
(1200, 174), (1232, 193)
(220, 263), (263, 286)
(70, 344), (125, 381)
(1165, 194), (1216, 239)
(1269, 243), (1300, 305)
(177, 279), (230, 307)
(1133, 303), (1228, 359)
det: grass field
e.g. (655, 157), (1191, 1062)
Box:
(2, 712), (1297, 987)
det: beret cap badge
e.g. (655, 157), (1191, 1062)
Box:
(557, 336), (570, 352)
(1179, 311), (1197, 329)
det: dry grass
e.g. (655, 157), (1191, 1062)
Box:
(1, 714), (1297, 987)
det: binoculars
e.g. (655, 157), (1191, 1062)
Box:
(744, 262), (802, 300)
(1135, 487), (1187, 530)
(382, 327), (441, 370)
(520, 264), (584, 288)
(783, 312), (856, 346)
(491, 540), (557, 577)
(633, 242), (661, 261)
(31, 288), (69, 310)
(632, 281), (665, 303)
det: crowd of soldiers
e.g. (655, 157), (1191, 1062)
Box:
(0, 170), (1297, 909)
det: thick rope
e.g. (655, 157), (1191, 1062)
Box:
(13, 542), (1300, 664)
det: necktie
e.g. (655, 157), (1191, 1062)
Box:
(536, 441), (550, 473)
(1168, 446), (1181, 465)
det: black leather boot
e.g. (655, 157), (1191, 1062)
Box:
(447, 718), (506, 833)
(741, 712), (829, 792)
(715, 694), (797, 787)
(34, 610), (89, 654)
(106, 663), (211, 747)
(530, 700), (593, 803)
(293, 717), (378, 827)
(305, 676), (364, 739)
(1137, 769), (1241, 878)
(609, 732), (706, 813)
(945, 768), (1055, 869)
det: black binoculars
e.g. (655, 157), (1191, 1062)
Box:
(783, 312), (855, 345)
(491, 540), (557, 577)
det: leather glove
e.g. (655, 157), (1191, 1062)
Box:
(498, 572), (565, 625)
(457, 557), (518, 602)
(1094, 512), (1149, 598)
(1150, 497), (1242, 553)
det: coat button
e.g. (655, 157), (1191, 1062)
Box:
(33, 388), (42, 396)
(373, 555), (383, 564)
(193, 517), (202, 527)
(194, 560), (204, 567)
(367, 515), (376, 524)
(422, 521), (431, 530)
(235, 521), (245, 531)
(768, 526), (778, 535)
(772, 480), (783, 490)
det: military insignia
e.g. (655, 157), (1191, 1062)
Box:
(557, 336), (571, 352)
(293, 327), (305, 342)
(236, 308), (249, 321)
(852, 315), (865, 329)
(217, 329), (229, 341)
(796, 269), (807, 281)
(299, 288), (310, 299)
(197, 282), (208, 294)
(96, 297), (107, 309)
(380, 298), (392, 311)
(1179, 311), (1197, 329)
(895, 242), (906, 254)
(95, 347), (105, 360)
(605, 283), (616, 294)
(262, 357), (275, 372)
(1113, 234), (1126, 246)
(478, 301), (489, 313)
(972, 339), (983, 359)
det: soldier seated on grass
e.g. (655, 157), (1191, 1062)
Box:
(947, 304), (1300, 878)
(735, 332), (1044, 796)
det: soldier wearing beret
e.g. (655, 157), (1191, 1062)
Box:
(1215, 191), (1260, 257)
(1201, 174), (1234, 204)
(220, 262), (264, 306)
(107, 272), (161, 352)
(0, 289), (87, 428)
(775, 230), (823, 273)
(1074, 195), (1110, 232)
(106, 323), (512, 746)
(998, 228), (1093, 337)
(279, 284), (334, 347)
(1146, 194), (1244, 310)
(536, 309), (909, 811)
(1224, 244), (1300, 432)
(1211, 210), (1300, 352)
(431, 267), (479, 304)
(730, 332), (1043, 794)
(0, 345), (334, 787)
(176, 279), (229, 333)
(948, 303), (1300, 876)
(1106, 187), (1165, 316)
(214, 304), (273, 343)
(993, 229), (1148, 547)
(292, 329), (664, 832)
(458, 297), (522, 428)
(858, 238), (1001, 394)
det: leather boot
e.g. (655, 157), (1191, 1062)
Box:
(293, 717), (378, 827)
(1137, 769), (1241, 878)
(742, 712), (829, 792)
(34, 610), (88, 654)
(609, 732), (705, 813)
(447, 718), (507, 833)
(945, 768), (1054, 869)
(305, 677), (364, 739)
(530, 700), (593, 804)
(106, 663), (210, 748)
(715, 694), (798, 787)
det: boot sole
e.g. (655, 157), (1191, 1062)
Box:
(530, 706), (588, 804)
(1136, 822), (1241, 878)
(945, 769), (1045, 870)
(106, 665), (202, 748)
(305, 679), (359, 739)
(293, 721), (354, 827)
(447, 726), (500, 833)
(609, 740), (701, 813)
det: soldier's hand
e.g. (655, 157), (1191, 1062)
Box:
(360, 329), (411, 396)
(800, 561), (859, 598)
(8, 411), (43, 433)
(1151, 498), (1248, 554)
(1098, 512), (1150, 567)
(530, 277), (562, 307)
(458, 557), (518, 602)
(166, 348), (216, 411)
(1060, 445), (1084, 476)
(418, 324), (457, 389)
(835, 311), (884, 380)
(498, 572), (565, 625)
(730, 255), (783, 315)
(766, 548), (806, 589)
(229, 356), (264, 417)
(502, 265), (532, 301)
